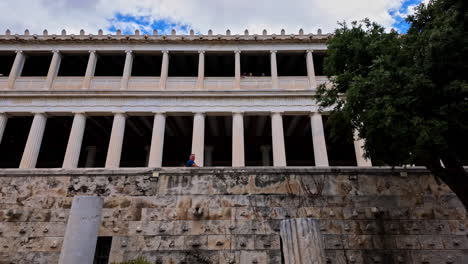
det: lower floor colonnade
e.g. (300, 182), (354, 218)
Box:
(0, 111), (373, 169)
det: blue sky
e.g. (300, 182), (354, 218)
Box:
(1, 0), (428, 35)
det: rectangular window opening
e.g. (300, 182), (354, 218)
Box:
(36, 116), (73, 168)
(205, 53), (235, 77)
(168, 53), (198, 77)
(204, 116), (232, 166)
(0, 116), (33, 168)
(244, 115), (273, 166)
(277, 53), (307, 76)
(77, 116), (113, 168)
(240, 53), (271, 77)
(93, 236), (112, 264)
(21, 53), (52, 76)
(162, 115), (193, 167)
(120, 116), (153, 167)
(132, 53), (162, 76)
(283, 115), (315, 166)
(94, 53), (125, 76)
(322, 115), (357, 166)
(0, 52), (16, 77)
(58, 53), (89, 76)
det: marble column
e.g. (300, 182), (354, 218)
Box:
(7, 50), (25, 89)
(85, 146), (97, 168)
(353, 130), (372, 167)
(0, 113), (7, 144)
(306, 50), (317, 89)
(204, 145), (214, 167)
(19, 113), (47, 169)
(62, 113), (86, 169)
(234, 50), (241, 89)
(260, 145), (271, 166)
(82, 50), (97, 89)
(148, 112), (166, 168)
(271, 112), (286, 166)
(196, 50), (205, 89)
(191, 112), (205, 167)
(120, 50), (133, 90)
(310, 113), (329, 166)
(232, 112), (245, 167)
(270, 50), (279, 89)
(44, 50), (61, 89)
(105, 113), (127, 168)
(58, 196), (103, 264)
(159, 50), (169, 90)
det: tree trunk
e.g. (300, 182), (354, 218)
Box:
(426, 156), (468, 210)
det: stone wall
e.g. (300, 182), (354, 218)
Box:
(0, 168), (466, 264)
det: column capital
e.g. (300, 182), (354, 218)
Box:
(152, 111), (166, 115)
(112, 111), (127, 117)
(161, 50), (169, 54)
(72, 111), (87, 116)
(125, 50), (133, 54)
(270, 50), (277, 54)
(260, 145), (271, 151)
(32, 112), (48, 117)
(198, 50), (205, 54)
(15, 50), (23, 54)
(271, 111), (283, 116)
(306, 49), (314, 54)
(193, 112), (206, 116)
(52, 50), (60, 54)
(310, 111), (324, 117)
(88, 50), (96, 54)
(232, 111), (244, 115)
(234, 50), (241, 54)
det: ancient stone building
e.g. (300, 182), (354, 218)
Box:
(0, 29), (466, 264)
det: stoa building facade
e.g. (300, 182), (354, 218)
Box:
(0, 29), (466, 264)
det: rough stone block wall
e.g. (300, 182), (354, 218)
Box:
(0, 168), (466, 264)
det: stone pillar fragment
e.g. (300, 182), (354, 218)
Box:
(204, 145), (214, 167)
(0, 113), (7, 144)
(148, 112), (166, 167)
(58, 196), (103, 264)
(280, 218), (326, 264)
(232, 112), (245, 167)
(234, 50), (241, 89)
(62, 113), (86, 169)
(19, 113), (47, 168)
(310, 113), (329, 166)
(271, 112), (286, 166)
(353, 130), (372, 167)
(270, 50), (279, 89)
(159, 51), (169, 90)
(82, 50), (97, 89)
(44, 50), (61, 89)
(306, 50), (317, 89)
(196, 50), (205, 89)
(7, 50), (25, 89)
(191, 112), (205, 167)
(120, 50), (133, 90)
(105, 113), (126, 168)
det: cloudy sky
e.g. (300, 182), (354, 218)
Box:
(0, 0), (427, 35)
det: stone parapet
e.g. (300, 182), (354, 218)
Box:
(0, 168), (466, 263)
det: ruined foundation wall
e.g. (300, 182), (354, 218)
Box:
(0, 168), (467, 264)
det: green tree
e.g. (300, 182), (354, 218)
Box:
(315, 0), (468, 208)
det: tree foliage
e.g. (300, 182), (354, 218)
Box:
(315, 0), (468, 208)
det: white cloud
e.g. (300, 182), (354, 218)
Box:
(0, 0), (411, 35)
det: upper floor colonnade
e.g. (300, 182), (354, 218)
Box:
(0, 111), (372, 169)
(0, 49), (328, 91)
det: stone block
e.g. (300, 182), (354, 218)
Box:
(419, 235), (444, 249)
(441, 235), (468, 249)
(207, 235), (232, 250)
(232, 234), (255, 250)
(254, 235), (280, 250)
(395, 235), (421, 249)
(239, 250), (268, 264)
(184, 235), (208, 250)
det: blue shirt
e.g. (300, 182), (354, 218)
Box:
(185, 160), (195, 167)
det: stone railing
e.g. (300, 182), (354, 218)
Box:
(52, 77), (84, 90)
(279, 76), (310, 90)
(14, 77), (46, 90)
(89, 77), (121, 90)
(204, 77), (235, 90)
(0, 78), (7, 89)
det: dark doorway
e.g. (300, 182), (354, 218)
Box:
(277, 53), (307, 76)
(120, 116), (153, 167)
(205, 116), (232, 166)
(283, 115), (315, 166)
(132, 53), (162, 76)
(0, 52), (15, 77)
(162, 115), (193, 167)
(205, 53), (235, 77)
(322, 115), (357, 166)
(0, 116), (33, 168)
(58, 53), (89, 76)
(93, 236), (112, 264)
(244, 115), (273, 166)
(240, 53), (271, 76)
(168, 53), (198, 77)
(21, 53), (52, 76)
(36, 116), (73, 168)
(77, 116), (113, 168)
(94, 53), (125, 76)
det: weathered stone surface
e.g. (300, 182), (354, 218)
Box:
(0, 167), (466, 263)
